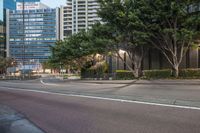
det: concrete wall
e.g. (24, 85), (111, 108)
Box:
(189, 48), (198, 68)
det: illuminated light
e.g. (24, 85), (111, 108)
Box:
(119, 49), (126, 54)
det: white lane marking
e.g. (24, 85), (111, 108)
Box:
(40, 79), (59, 86)
(40, 79), (101, 86)
(1, 86), (200, 111)
(0, 81), (36, 85)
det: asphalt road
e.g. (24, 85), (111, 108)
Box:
(0, 79), (200, 133)
(1, 78), (200, 107)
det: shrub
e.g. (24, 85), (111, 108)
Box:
(179, 69), (200, 79)
(81, 61), (109, 79)
(115, 70), (135, 80)
(81, 68), (95, 79)
(102, 62), (109, 73)
(143, 69), (172, 79)
(115, 70), (130, 73)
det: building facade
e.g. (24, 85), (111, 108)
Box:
(16, 0), (40, 2)
(60, 0), (100, 39)
(2, 0), (16, 10)
(0, 23), (5, 57)
(16, 0), (49, 10)
(0, 0), (17, 57)
(7, 7), (60, 64)
(108, 3), (200, 72)
(107, 47), (200, 74)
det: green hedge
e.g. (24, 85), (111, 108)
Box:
(143, 69), (200, 79)
(143, 69), (172, 79)
(179, 69), (200, 79)
(81, 62), (109, 79)
(82, 67), (200, 79)
(115, 70), (135, 80)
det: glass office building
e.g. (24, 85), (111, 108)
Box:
(3, 0), (16, 10)
(16, 0), (40, 2)
(0, 23), (5, 57)
(0, 0), (17, 57)
(0, 0), (16, 23)
(7, 8), (60, 64)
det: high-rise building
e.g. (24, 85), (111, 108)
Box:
(16, 0), (40, 2)
(60, 0), (100, 39)
(0, 0), (17, 57)
(2, 0), (16, 11)
(7, 1), (60, 64)
(16, 0), (49, 10)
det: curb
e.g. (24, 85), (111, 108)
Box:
(0, 105), (45, 133)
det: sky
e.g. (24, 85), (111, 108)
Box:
(41, 0), (66, 8)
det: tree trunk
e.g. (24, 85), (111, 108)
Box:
(132, 49), (143, 78)
(115, 46), (144, 79)
(134, 68), (140, 78)
(172, 65), (179, 78)
(133, 61), (142, 78)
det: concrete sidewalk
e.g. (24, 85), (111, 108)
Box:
(77, 80), (138, 84)
(0, 105), (44, 133)
(72, 79), (200, 85)
(40, 78), (200, 86)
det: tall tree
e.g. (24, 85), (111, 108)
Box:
(136, 0), (200, 77)
(49, 31), (105, 71)
(97, 0), (149, 78)
(0, 57), (15, 74)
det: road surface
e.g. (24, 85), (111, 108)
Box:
(0, 79), (200, 133)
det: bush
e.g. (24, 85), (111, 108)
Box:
(102, 62), (109, 76)
(115, 70), (135, 80)
(115, 70), (130, 73)
(81, 61), (109, 79)
(81, 68), (95, 79)
(143, 69), (172, 79)
(179, 69), (200, 79)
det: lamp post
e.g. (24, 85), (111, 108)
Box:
(22, 0), (25, 79)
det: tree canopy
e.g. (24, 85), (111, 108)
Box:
(49, 30), (109, 70)
(50, 0), (200, 78)
(133, 0), (200, 77)
(0, 57), (16, 74)
(97, 0), (151, 77)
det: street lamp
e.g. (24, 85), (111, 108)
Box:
(22, 0), (25, 79)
